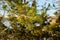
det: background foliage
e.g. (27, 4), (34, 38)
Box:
(0, 0), (60, 40)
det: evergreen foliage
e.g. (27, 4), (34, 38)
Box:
(0, 0), (60, 40)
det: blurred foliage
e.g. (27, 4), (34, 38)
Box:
(0, 0), (60, 40)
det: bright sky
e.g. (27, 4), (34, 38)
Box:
(0, 0), (60, 16)
(36, 0), (58, 16)
(28, 0), (59, 16)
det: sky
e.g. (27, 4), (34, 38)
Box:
(28, 0), (59, 16)
(36, 0), (58, 16)
(0, 0), (60, 17)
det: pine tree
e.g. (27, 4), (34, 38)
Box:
(1, 0), (60, 40)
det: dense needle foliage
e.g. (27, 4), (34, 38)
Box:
(0, 0), (60, 40)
